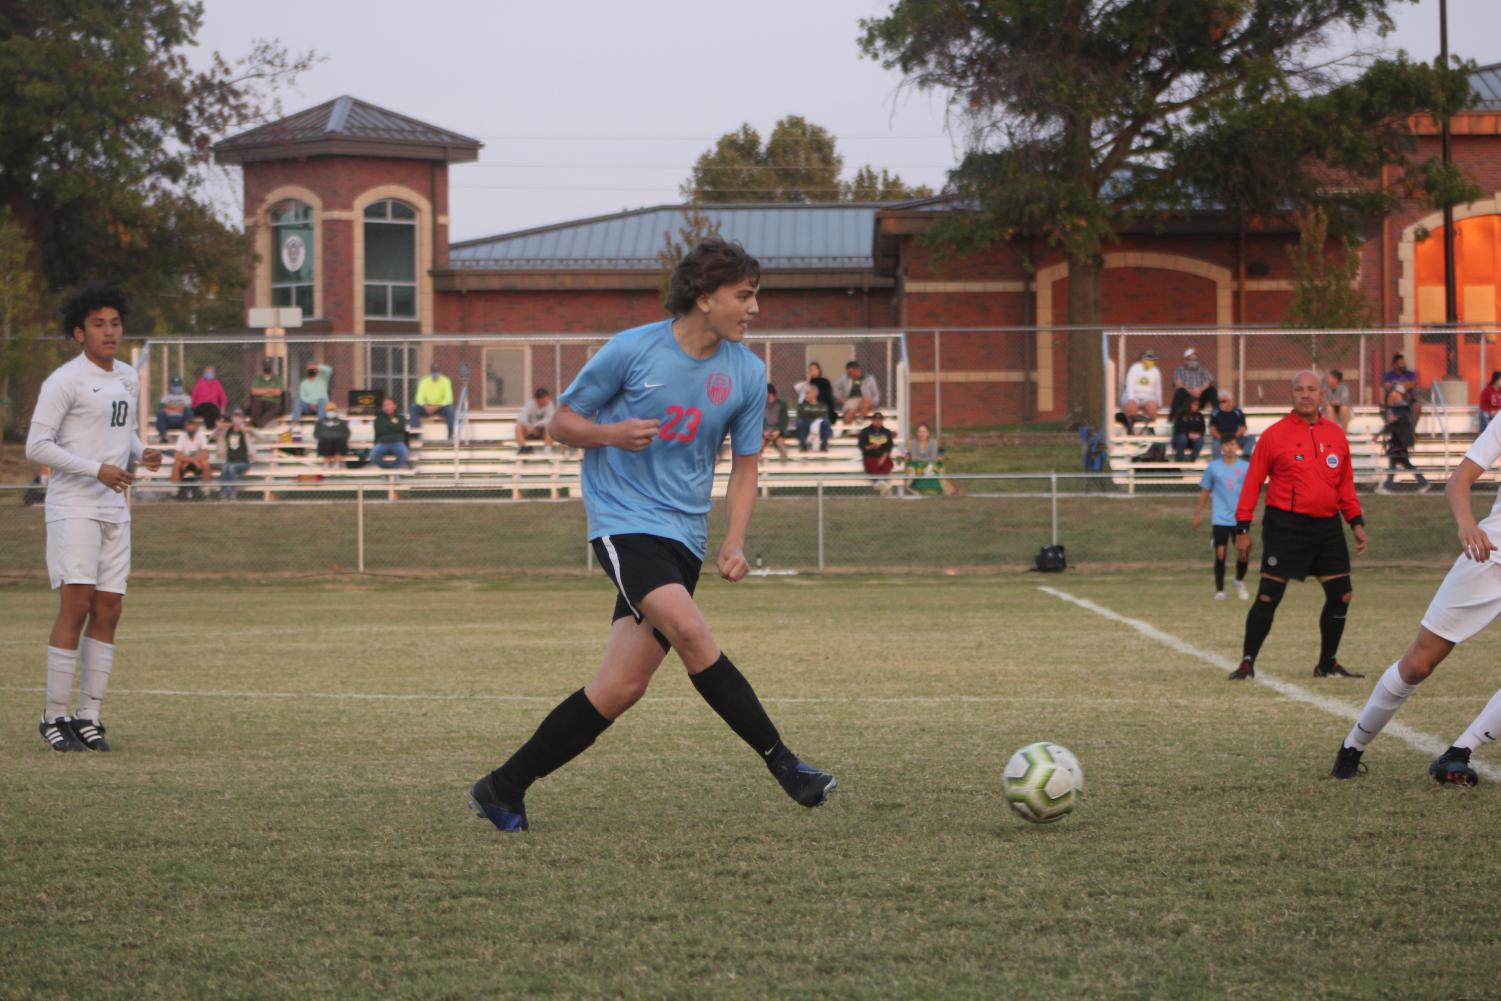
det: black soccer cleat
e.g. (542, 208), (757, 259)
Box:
(40, 717), (85, 752)
(67, 718), (110, 752)
(1227, 657), (1255, 681)
(1428, 746), (1480, 787)
(1330, 744), (1367, 780)
(1314, 660), (1365, 679)
(468, 774), (529, 832)
(768, 752), (837, 808)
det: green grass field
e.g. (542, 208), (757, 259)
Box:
(4, 570), (1501, 999)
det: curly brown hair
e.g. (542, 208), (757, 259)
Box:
(664, 238), (760, 316)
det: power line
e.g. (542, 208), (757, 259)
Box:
(451, 185), (931, 193)
(468, 134), (952, 142)
(465, 163), (954, 170)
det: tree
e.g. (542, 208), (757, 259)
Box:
(657, 193), (724, 301)
(0, 1), (314, 333)
(0, 209), (56, 440)
(684, 115), (931, 202)
(860, 0), (1475, 424)
(1286, 207), (1371, 331)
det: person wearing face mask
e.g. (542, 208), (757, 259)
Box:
(1118, 351), (1163, 432)
(1171, 347), (1217, 421)
(190, 365), (227, 430)
(249, 358), (285, 428)
(410, 362), (456, 440)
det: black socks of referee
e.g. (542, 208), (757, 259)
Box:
(1318, 577), (1353, 670)
(490, 688), (611, 804)
(690, 652), (788, 766)
(1242, 577), (1286, 662)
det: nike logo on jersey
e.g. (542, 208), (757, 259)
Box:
(92, 387), (102, 393)
(642, 381), (665, 389)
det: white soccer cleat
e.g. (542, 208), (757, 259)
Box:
(1214, 591), (1226, 601)
(1236, 581), (1249, 600)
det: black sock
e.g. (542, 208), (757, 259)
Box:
(1235, 560), (1248, 582)
(1242, 599), (1278, 661)
(1318, 597), (1349, 670)
(690, 653), (785, 762)
(1214, 556), (1226, 591)
(491, 688), (611, 802)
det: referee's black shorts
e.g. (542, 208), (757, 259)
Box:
(1258, 506), (1350, 581)
(591, 533), (703, 652)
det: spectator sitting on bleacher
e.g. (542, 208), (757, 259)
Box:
(794, 382), (831, 452)
(1209, 390), (1254, 457)
(156, 377), (191, 438)
(291, 363), (332, 422)
(515, 387), (556, 454)
(834, 360), (880, 427)
(762, 383), (789, 461)
(219, 409), (253, 500)
(171, 414), (211, 488)
(314, 402), (351, 468)
(1172, 397), (1207, 462)
(858, 411), (897, 491)
(190, 365), (227, 429)
(1323, 369), (1351, 431)
(410, 362), (455, 439)
(1481, 370), (1501, 433)
(906, 422), (956, 496)
(370, 398), (411, 469)
(795, 362), (837, 428)
(249, 358), (284, 428)
(1172, 347), (1218, 415)
(1119, 350), (1162, 430)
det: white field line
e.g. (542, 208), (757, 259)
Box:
(1037, 585), (1501, 782)
(0, 685), (1131, 707)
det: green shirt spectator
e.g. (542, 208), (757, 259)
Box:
(249, 360), (285, 427)
(415, 371), (454, 407)
(374, 408), (408, 444)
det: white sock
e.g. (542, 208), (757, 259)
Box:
(76, 637), (115, 724)
(1344, 661), (1418, 751)
(1454, 687), (1501, 752)
(45, 645), (78, 722)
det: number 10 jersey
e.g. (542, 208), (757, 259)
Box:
(26, 353), (145, 523)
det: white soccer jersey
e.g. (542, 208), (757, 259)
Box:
(1463, 416), (1501, 561)
(25, 353), (145, 523)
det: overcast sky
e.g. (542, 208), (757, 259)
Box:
(191, 0), (1501, 242)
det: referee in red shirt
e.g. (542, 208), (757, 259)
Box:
(1228, 370), (1370, 680)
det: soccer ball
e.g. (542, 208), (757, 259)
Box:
(1003, 741), (1084, 824)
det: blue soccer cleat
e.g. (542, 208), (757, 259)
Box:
(468, 775), (529, 832)
(769, 753), (837, 808)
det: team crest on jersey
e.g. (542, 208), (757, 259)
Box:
(706, 372), (732, 406)
(1326, 453), (1340, 468)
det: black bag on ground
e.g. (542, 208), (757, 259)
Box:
(1034, 545), (1066, 572)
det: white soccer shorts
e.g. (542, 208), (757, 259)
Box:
(1420, 554), (1501, 644)
(46, 518), (131, 594)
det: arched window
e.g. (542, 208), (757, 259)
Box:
(270, 200), (314, 316)
(364, 199), (417, 319)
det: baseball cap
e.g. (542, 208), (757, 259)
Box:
(1183, 348), (1197, 358)
(872, 411), (885, 419)
(1142, 351), (1157, 360)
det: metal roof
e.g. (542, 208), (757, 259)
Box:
(448, 203), (894, 270)
(1468, 63), (1501, 110)
(214, 95), (481, 163)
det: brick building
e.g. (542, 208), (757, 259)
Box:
(215, 69), (1501, 425)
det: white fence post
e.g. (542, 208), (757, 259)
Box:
(816, 479), (825, 571)
(356, 485), (365, 573)
(1050, 471), (1059, 546)
(932, 331), (942, 442)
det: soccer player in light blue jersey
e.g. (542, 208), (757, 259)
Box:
(469, 239), (836, 832)
(1191, 436), (1251, 600)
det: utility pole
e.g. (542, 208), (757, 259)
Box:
(1441, 0), (1460, 376)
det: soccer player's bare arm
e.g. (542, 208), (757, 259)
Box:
(549, 404), (658, 451)
(717, 451), (758, 581)
(1191, 488), (1210, 530)
(1447, 458), (1495, 561)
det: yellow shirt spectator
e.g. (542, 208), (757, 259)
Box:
(415, 372), (454, 407)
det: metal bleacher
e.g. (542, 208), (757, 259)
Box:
(136, 408), (897, 499)
(1107, 404), (1480, 491)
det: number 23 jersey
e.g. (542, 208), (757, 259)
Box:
(27, 354), (143, 523)
(560, 319), (765, 557)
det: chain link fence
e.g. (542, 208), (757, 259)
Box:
(0, 476), (1484, 581)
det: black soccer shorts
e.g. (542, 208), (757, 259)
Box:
(1258, 507), (1350, 581)
(1211, 524), (1235, 549)
(591, 533), (703, 652)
